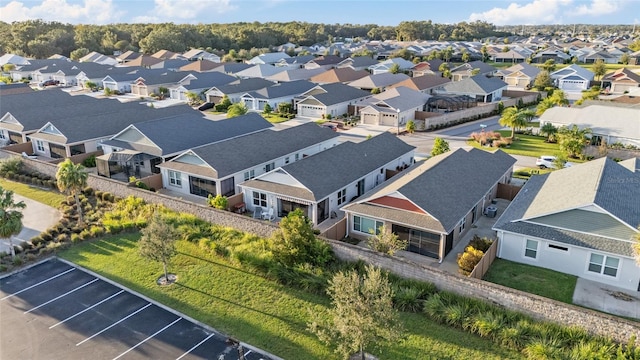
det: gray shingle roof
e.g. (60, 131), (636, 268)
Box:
(243, 80), (315, 99)
(30, 102), (194, 144)
(244, 132), (415, 201)
(443, 75), (508, 94)
(301, 83), (370, 106)
(104, 112), (273, 156)
(494, 158), (640, 257)
(162, 122), (339, 178)
(343, 148), (516, 233)
(212, 78), (274, 94)
(348, 73), (410, 89)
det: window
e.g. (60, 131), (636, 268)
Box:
(588, 253), (619, 277)
(252, 191), (267, 207)
(35, 140), (45, 152)
(525, 239), (538, 259)
(337, 188), (346, 205)
(168, 170), (181, 187)
(548, 244), (568, 251)
(295, 153), (299, 161)
(459, 217), (466, 233)
(353, 215), (383, 235)
(285, 157), (290, 164)
(265, 162), (275, 172)
(244, 169), (255, 181)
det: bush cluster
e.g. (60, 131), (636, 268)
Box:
(457, 236), (494, 275)
(0, 158), (57, 189)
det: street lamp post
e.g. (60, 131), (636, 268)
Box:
(396, 108), (401, 136)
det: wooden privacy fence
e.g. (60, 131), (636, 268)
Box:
(320, 218), (347, 240)
(469, 239), (498, 279)
(497, 183), (522, 201)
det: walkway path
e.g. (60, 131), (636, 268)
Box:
(0, 193), (61, 254)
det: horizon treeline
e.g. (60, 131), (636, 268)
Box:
(0, 19), (506, 59)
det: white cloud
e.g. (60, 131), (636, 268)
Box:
(469, 0), (573, 25)
(0, 0), (125, 24)
(575, 0), (621, 15)
(150, 0), (236, 21)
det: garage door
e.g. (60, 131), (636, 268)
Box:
(560, 80), (584, 92)
(299, 105), (324, 118)
(362, 113), (378, 125)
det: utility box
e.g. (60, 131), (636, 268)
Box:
(485, 206), (497, 218)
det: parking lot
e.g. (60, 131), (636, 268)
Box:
(0, 259), (273, 360)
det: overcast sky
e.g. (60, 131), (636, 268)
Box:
(0, 0), (638, 26)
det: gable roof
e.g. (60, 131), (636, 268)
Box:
(494, 157), (640, 256)
(442, 75), (508, 94)
(451, 60), (497, 75)
(208, 78), (274, 95)
(337, 56), (379, 69)
(550, 64), (594, 81)
(179, 59), (223, 72)
(538, 105), (640, 140)
(177, 71), (236, 90)
(103, 112), (272, 157)
(160, 122), (339, 179)
(243, 80), (316, 99)
(242, 132), (415, 201)
(363, 86), (429, 110)
(309, 68), (369, 84)
(265, 68), (326, 82)
(299, 83), (371, 106)
(234, 64), (287, 78)
(343, 148), (516, 233)
(347, 73), (410, 89)
(503, 63), (541, 78)
(248, 52), (290, 64)
(0, 83), (33, 95)
(387, 74), (450, 91)
(603, 67), (640, 83)
(210, 62), (253, 75)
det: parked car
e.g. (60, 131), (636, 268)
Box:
(198, 102), (214, 111)
(39, 80), (60, 87)
(536, 155), (573, 169)
(322, 123), (338, 132)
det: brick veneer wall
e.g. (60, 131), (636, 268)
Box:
(13, 153), (639, 344)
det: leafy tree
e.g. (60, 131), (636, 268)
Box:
(226, 102), (248, 118)
(540, 123), (558, 143)
(575, 86), (600, 105)
(262, 103), (272, 116)
(533, 70), (552, 90)
(367, 225), (407, 255)
(84, 81), (97, 91)
(389, 63), (400, 74)
(70, 47), (90, 60)
(442, 46), (453, 62)
(269, 209), (332, 267)
(592, 59), (607, 87)
(277, 102), (292, 114)
(215, 95), (232, 112)
(557, 125), (592, 159)
(552, 153), (568, 170)
(308, 264), (400, 360)
(405, 120), (415, 135)
(480, 45), (489, 62)
(461, 50), (470, 63)
(0, 188), (26, 259)
(542, 59), (556, 72)
(56, 159), (88, 224)
(139, 213), (179, 283)
(431, 137), (450, 156)
(499, 107), (528, 139)
(620, 53), (630, 65)
(186, 91), (203, 106)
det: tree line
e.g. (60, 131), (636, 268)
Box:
(0, 19), (505, 59)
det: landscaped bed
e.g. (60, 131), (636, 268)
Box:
(483, 258), (578, 304)
(467, 130), (561, 158)
(60, 234), (522, 360)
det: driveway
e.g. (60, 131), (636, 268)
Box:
(0, 194), (61, 254)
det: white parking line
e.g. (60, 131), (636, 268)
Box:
(112, 317), (182, 360)
(175, 333), (216, 360)
(76, 303), (152, 346)
(1, 268), (75, 301)
(24, 278), (99, 314)
(49, 290), (125, 329)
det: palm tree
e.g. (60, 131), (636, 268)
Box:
(557, 125), (592, 159)
(499, 107), (529, 139)
(56, 159), (88, 224)
(0, 188), (26, 259)
(540, 123), (558, 143)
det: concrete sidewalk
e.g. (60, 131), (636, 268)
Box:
(573, 278), (640, 320)
(0, 193), (61, 254)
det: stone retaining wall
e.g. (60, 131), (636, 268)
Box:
(323, 238), (640, 344)
(11, 152), (639, 344)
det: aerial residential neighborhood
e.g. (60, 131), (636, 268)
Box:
(0, 3), (639, 359)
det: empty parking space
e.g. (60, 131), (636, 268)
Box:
(0, 259), (272, 360)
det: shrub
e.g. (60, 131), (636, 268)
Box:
(0, 157), (22, 173)
(523, 338), (563, 360)
(12, 256), (23, 266)
(30, 235), (44, 246)
(70, 233), (82, 243)
(393, 286), (424, 312)
(457, 246), (485, 275)
(89, 226), (104, 237)
(135, 181), (150, 190)
(207, 194), (228, 210)
(81, 155), (96, 167)
(56, 234), (68, 243)
(468, 235), (494, 253)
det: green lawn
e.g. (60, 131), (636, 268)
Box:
(262, 114), (291, 123)
(0, 179), (65, 207)
(468, 130), (561, 158)
(61, 234), (522, 360)
(483, 259), (577, 303)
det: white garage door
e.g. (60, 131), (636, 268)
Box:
(560, 80), (585, 92)
(362, 113), (378, 125)
(299, 105), (324, 118)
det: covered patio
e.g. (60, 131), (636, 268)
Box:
(96, 149), (158, 181)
